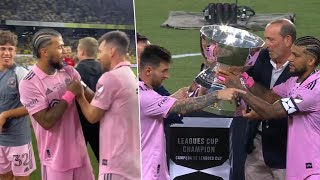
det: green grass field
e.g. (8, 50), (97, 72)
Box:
(135, 0), (320, 92)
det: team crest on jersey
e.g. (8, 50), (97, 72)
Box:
(65, 78), (71, 85)
(8, 77), (16, 88)
(306, 162), (313, 169)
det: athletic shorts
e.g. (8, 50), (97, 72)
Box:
(0, 142), (36, 176)
(99, 173), (131, 180)
(41, 158), (94, 180)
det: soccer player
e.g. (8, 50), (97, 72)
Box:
(19, 28), (94, 180)
(220, 36), (320, 180)
(139, 44), (245, 180)
(0, 30), (36, 180)
(76, 31), (141, 180)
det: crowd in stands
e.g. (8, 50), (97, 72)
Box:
(0, 0), (134, 25)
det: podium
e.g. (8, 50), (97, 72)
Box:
(169, 116), (233, 180)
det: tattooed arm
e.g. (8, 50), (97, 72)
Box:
(168, 88), (244, 115)
(238, 90), (287, 120)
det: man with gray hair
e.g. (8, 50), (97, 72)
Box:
(76, 31), (141, 180)
(75, 37), (102, 161)
(0, 30), (36, 180)
(19, 28), (94, 180)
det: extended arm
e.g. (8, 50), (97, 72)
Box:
(239, 90), (287, 120)
(169, 88), (244, 115)
(76, 93), (105, 124)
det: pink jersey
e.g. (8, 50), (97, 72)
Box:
(139, 81), (177, 180)
(19, 65), (89, 171)
(273, 71), (320, 180)
(90, 61), (141, 180)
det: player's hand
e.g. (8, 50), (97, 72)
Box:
(0, 112), (7, 133)
(216, 88), (246, 101)
(67, 80), (82, 96)
(172, 87), (189, 100)
(216, 69), (244, 90)
(242, 109), (261, 120)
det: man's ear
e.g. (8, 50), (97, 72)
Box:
(39, 47), (48, 58)
(308, 56), (317, 67)
(110, 47), (117, 57)
(285, 35), (293, 47)
(80, 48), (85, 56)
(145, 65), (152, 76)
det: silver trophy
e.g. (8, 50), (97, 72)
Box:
(194, 25), (265, 116)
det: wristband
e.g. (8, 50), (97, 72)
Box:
(241, 72), (254, 88)
(217, 75), (225, 82)
(61, 90), (75, 106)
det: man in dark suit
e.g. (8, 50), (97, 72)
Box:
(244, 19), (296, 180)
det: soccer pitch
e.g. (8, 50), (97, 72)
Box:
(135, 0), (320, 92)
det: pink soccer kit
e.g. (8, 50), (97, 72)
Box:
(19, 65), (93, 179)
(90, 61), (141, 180)
(273, 71), (320, 180)
(139, 81), (177, 180)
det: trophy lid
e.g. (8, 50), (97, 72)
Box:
(200, 25), (265, 49)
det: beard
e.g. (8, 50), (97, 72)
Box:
(48, 56), (63, 70)
(290, 66), (307, 77)
(150, 76), (162, 89)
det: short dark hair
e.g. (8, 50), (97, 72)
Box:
(137, 33), (148, 43)
(140, 45), (172, 69)
(268, 18), (296, 42)
(98, 31), (129, 55)
(78, 37), (98, 57)
(32, 28), (61, 58)
(0, 30), (18, 46)
(294, 36), (320, 65)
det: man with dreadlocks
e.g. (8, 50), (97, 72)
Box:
(19, 28), (94, 180)
(218, 36), (320, 179)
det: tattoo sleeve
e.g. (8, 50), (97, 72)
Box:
(240, 90), (288, 119)
(169, 91), (219, 115)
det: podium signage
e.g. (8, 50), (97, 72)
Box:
(170, 117), (232, 180)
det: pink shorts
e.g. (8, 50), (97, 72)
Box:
(0, 142), (36, 176)
(41, 161), (94, 180)
(99, 173), (131, 180)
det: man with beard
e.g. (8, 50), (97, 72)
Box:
(0, 30), (36, 180)
(219, 36), (320, 180)
(139, 44), (246, 180)
(76, 31), (141, 180)
(19, 29), (94, 180)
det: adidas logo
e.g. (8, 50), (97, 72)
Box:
(45, 88), (53, 95)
